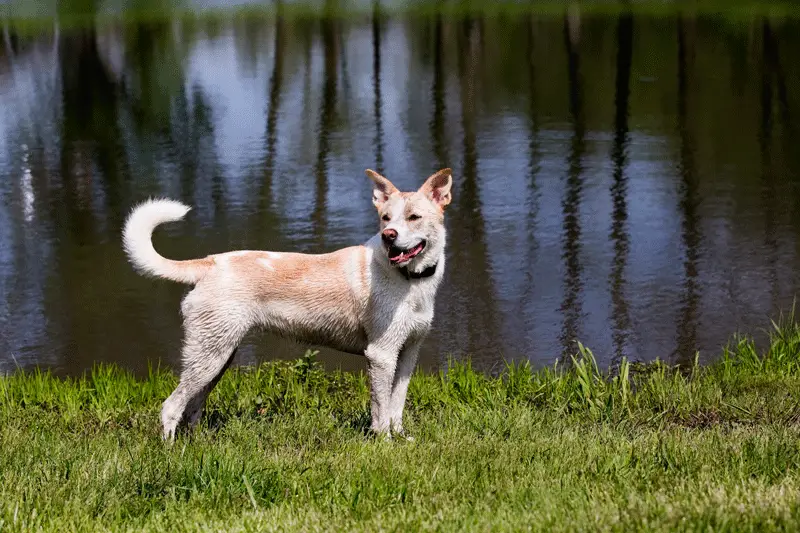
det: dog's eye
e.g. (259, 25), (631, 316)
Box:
(381, 214), (390, 222)
(407, 214), (421, 221)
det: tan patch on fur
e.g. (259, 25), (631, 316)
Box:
(203, 247), (369, 353)
(180, 257), (217, 280)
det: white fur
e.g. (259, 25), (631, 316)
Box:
(357, 234), (445, 435)
(123, 170), (452, 441)
(122, 198), (202, 284)
(257, 258), (275, 271)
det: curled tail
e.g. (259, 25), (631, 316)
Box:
(122, 199), (212, 284)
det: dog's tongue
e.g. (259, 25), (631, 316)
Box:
(389, 243), (423, 264)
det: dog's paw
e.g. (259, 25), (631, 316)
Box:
(162, 428), (177, 444)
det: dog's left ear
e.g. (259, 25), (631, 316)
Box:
(419, 168), (453, 209)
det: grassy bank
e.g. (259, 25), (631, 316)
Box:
(3, 321), (800, 531)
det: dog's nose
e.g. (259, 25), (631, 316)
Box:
(381, 228), (398, 244)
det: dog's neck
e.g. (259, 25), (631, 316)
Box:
(391, 245), (445, 282)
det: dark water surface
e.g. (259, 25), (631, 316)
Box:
(3, 6), (800, 376)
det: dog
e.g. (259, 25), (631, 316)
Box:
(122, 168), (453, 440)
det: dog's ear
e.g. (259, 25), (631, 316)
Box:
(419, 168), (453, 209)
(365, 169), (399, 209)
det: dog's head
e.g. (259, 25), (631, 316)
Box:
(365, 168), (452, 271)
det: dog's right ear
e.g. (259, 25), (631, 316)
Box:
(365, 169), (398, 209)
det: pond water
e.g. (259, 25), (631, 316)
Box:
(2, 4), (800, 376)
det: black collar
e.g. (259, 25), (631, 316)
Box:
(399, 263), (438, 280)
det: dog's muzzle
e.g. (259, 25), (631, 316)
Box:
(386, 240), (426, 265)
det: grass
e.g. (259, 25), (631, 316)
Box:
(4, 318), (800, 531)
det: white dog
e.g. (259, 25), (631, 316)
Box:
(122, 168), (453, 440)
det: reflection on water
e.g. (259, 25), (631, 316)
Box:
(559, 10), (585, 358)
(3, 9), (800, 376)
(675, 14), (701, 367)
(609, 11), (633, 365)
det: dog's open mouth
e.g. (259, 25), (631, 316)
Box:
(388, 241), (426, 265)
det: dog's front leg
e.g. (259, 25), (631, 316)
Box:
(365, 344), (398, 435)
(389, 338), (423, 438)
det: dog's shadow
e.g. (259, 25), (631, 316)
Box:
(202, 409), (235, 435)
(176, 406), (375, 441)
(342, 410), (373, 437)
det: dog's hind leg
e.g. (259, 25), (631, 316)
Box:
(161, 320), (248, 441)
(184, 347), (238, 429)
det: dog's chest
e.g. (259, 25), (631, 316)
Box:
(373, 280), (437, 335)
(396, 293), (432, 326)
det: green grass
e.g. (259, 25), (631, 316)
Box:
(4, 318), (800, 532)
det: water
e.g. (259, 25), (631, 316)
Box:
(2, 6), (800, 376)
